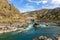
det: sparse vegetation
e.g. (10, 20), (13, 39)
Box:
(23, 8), (60, 23)
(0, 0), (60, 23)
(0, 0), (24, 23)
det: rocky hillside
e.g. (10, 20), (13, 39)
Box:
(0, 0), (60, 23)
(0, 0), (24, 23)
(23, 8), (60, 23)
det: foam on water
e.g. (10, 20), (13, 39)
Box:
(12, 22), (35, 35)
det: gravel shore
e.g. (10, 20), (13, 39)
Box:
(0, 22), (28, 34)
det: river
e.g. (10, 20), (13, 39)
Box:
(0, 23), (60, 40)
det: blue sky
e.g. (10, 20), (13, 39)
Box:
(8, 0), (60, 13)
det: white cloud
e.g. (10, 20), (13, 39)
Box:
(28, 0), (41, 5)
(28, 0), (48, 5)
(41, 0), (60, 9)
(42, 4), (60, 9)
(42, 0), (47, 4)
(20, 5), (36, 12)
(16, 0), (60, 12)
(35, 1), (41, 5)
(51, 0), (60, 5)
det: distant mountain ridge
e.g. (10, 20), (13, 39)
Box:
(23, 7), (60, 23)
